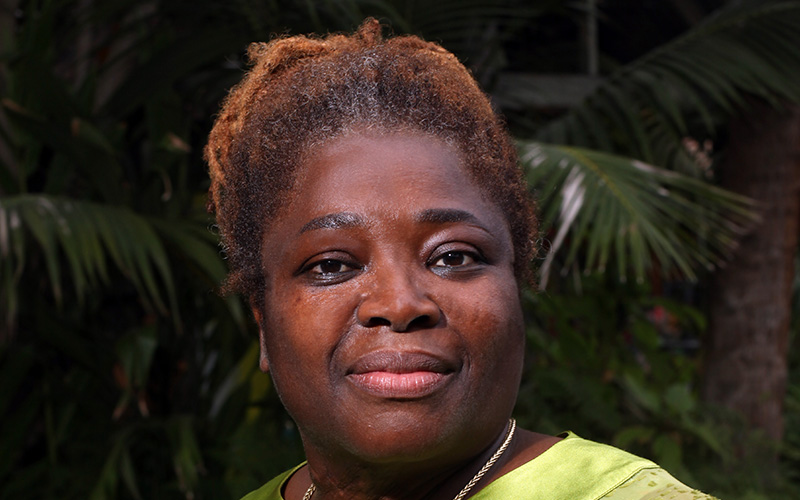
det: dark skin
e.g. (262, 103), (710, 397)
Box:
(283, 426), (559, 500)
(251, 131), (559, 499)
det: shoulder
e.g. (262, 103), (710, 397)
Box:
(473, 433), (718, 500)
(240, 463), (305, 500)
(602, 467), (719, 500)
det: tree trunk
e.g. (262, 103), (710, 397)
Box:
(702, 103), (800, 455)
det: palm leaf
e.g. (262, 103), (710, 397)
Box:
(513, 1), (797, 286)
(0, 195), (225, 329)
(535, 1), (800, 172)
(520, 143), (757, 288)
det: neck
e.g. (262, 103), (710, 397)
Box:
(297, 423), (513, 500)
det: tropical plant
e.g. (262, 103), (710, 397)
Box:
(0, 1), (260, 498)
(507, 0), (800, 494)
(515, 0), (800, 285)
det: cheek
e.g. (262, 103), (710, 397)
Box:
(262, 287), (357, 372)
(259, 293), (332, 416)
(449, 280), (524, 420)
(451, 277), (525, 365)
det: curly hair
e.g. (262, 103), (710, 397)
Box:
(206, 18), (536, 300)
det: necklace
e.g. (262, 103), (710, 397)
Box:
(302, 418), (516, 500)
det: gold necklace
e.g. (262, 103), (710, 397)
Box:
(302, 419), (516, 500)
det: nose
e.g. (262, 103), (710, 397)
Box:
(356, 265), (441, 332)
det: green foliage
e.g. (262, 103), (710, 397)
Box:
(0, 0), (292, 498)
(520, 143), (755, 286)
(536, 0), (800, 169)
(518, 275), (800, 499)
(517, 275), (710, 447)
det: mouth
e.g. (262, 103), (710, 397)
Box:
(346, 351), (456, 399)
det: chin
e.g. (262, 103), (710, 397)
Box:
(317, 406), (501, 467)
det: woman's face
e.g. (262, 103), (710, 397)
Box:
(255, 131), (525, 468)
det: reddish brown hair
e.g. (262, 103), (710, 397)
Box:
(206, 18), (536, 299)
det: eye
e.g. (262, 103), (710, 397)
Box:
(301, 257), (360, 284)
(431, 251), (477, 268)
(430, 249), (486, 273)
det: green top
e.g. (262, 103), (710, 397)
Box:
(241, 433), (717, 500)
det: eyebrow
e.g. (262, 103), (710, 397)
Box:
(298, 208), (488, 234)
(299, 212), (365, 233)
(415, 208), (483, 227)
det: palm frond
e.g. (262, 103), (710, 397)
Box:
(520, 143), (757, 288)
(535, 1), (800, 172)
(513, 1), (796, 286)
(0, 195), (224, 329)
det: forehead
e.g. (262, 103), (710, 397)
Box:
(288, 131), (482, 214)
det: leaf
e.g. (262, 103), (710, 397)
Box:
(0, 195), (225, 325)
(115, 326), (158, 390)
(2, 99), (125, 202)
(621, 372), (662, 415)
(520, 143), (756, 287)
(119, 447), (143, 500)
(166, 416), (204, 496)
(90, 437), (123, 500)
(663, 384), (695, 416)
(101, 27), (246, 117)
(534, 1), (800, 165)
(653, 434), (683, 474)
(0, 347), (41, 480)
(614, 425), (655, 451)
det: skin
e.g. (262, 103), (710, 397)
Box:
(252, 130), (559, 500)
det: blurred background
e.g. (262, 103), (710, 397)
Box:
(1, 0), (799, 498)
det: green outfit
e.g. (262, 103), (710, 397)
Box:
(241, 433), (717, 500)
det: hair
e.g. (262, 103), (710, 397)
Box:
(206, 18), (536, 301)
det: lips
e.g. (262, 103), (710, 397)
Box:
(346, 351), (456, 399)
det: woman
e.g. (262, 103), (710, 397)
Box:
(206, 18), (716, 500)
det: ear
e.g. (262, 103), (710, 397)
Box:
(251, 306), (270, 373)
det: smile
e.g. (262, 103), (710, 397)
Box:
(346, 351), (456, 399)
